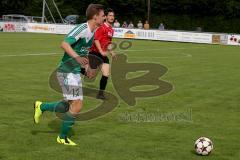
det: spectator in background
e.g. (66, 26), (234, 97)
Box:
(159, 23), (165, 30)
(128, 21), (134, 28)
(144, 20), (150, 30)
(122, 21), (128, 28)
(113, 19), (120, 28)
(196, 26), (202, 32)
(137, 20), (143, 29)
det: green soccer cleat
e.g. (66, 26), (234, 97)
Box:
(57, 136), (77, 146)
(33, 101), (43, 124)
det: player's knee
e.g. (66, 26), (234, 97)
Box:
(104, 69), (110, 77)
(103, 72), (110, 77)
(102, 66), (110, 77)
(69, 100), (83, 114)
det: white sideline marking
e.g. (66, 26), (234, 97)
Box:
(0, 47), (203, 58)
(128, 53), (192, 58)
(116, 50), (192, 58)
(121, 47), (205, 52)
(0, 52), (60, 57)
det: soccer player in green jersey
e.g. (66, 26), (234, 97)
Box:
(33, 4), (105, 146)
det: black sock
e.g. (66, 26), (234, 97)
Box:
(99, 75), (108, 93)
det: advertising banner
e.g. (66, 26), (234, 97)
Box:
(55, 24), (75, 34)
(227, 35), (240, 46)
(27, 23), (56, 33)
(0, 22), (3, 32)
(3, 22), (239, 46)
(3, 22), (16, 32)
(212, 35), (221, 44)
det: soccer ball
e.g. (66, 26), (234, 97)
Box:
(194, 137), (213, 155)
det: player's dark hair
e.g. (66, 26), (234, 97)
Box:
(86, 4), (104, 20)
(104, 8), (114, 16)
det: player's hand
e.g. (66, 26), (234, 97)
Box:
(100, 50), (107, 56)
(74, 56), (89, 66)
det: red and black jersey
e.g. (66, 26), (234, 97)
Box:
(90, 23), (114, 54)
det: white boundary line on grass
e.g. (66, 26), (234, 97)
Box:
(116, 50), (193, 58)
(0, 47), (205, 58)
(0, 52), (60, 57)
(120, 47), (205, 52)
(128, 53), (192, 58)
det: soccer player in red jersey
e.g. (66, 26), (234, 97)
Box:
(89, 8), (116, 99)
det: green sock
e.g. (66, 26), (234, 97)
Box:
(59, 112), (75, 139)
(40, 101), (69, 113)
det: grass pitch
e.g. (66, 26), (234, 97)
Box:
(0, 32), (239, 160)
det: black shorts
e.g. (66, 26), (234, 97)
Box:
(88, 51), (109, 69)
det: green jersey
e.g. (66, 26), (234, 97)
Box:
(58, 22), (94, 73)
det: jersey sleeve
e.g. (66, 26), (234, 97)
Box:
(64, 24), (87, 45)
(110, 29), (114, 41)
(94, 26), (104, 41)
(112, 29), (114, 38)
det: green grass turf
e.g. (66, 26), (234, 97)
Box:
(0, 32), (239, 160)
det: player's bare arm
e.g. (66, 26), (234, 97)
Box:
(94, 39), (107, 56)
(61, 41), (89, 66)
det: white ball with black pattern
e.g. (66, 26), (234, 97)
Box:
(194, 137), (213, 156)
